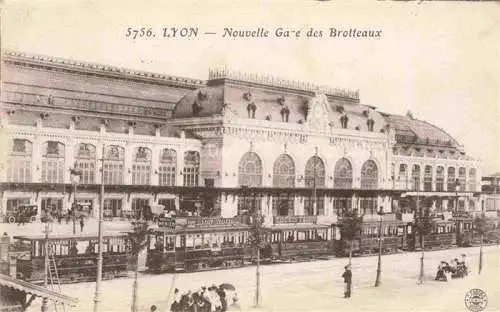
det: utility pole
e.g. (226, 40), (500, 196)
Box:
(41, 214), (52, 312)
(374, 207), (384, 287)
(70, 166), (82, 235)
(252, 188), (263, 308)
(312, 154), (317, 216)
(417, 177), (424, 285)
(93, 144), (105, 312)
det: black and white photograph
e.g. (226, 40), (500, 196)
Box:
(0, 1), (499, 311)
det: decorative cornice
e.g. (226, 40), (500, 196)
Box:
(208, 67), (360, 100)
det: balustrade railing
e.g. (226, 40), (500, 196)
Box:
(273, 215), (317, 224)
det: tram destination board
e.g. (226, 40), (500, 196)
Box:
(157, 216), (176, 230)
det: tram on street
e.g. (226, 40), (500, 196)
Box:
(13, 233), (134, 284)
(146, 216), (254, 272)
(4, 204), (38, 224)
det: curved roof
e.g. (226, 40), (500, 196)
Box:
(173, 83), (389, 132)
(383, 114), (461, 148)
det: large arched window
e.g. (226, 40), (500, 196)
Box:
(7, 139), (32, 183)
(360, 160), (378, 189)
(238, 152), (263, 187)
(237, 152), (263, 215)
(436, 166), (445, 191)
(468, 168), (476, 192)
(74, 143), (96, 184)
(159, 149), (177, 186)
(458, 167), (466, 191)
(183, 151), (200, 186)
(272, 154), (295, 217)
(424, 165), (433, 192)
(411, 164), (420, 191)
(273, 154), (295, 187)
(447, 167), (456, 191)
(334, 158), (353, 189)
(132, 147), (151, 185)
(42, 141), (65, 183)
(304, 156), (325, 215)
(103, 145), (124, 184)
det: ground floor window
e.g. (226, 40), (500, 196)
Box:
(333, 198), (352, 217)
(104, 199), (122, 217)
(458, 199), (465, 211)
(360, 198), (377, 215)
(6, 198), (30, 215)
(237, 195), (261, 215)
(304, 197), (325, 216)
(435, 199), (443, 213)
(272, 194), (294, 216)
(41, 198), (63, 216)
(158, 198), (176, 211)
(132, 198), (150, 217)
(76, 198), (94, 217)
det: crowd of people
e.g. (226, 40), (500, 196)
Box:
(435, 254), (469, 281)
(169, 284), (240, 312)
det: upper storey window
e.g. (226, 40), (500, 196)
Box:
(436, 166), (445, 192)
(411, 165), (420, 191)
(132, 147), (151, 185)
(273, 154), (295, 187)
(247, 102), (257, 119)
(447, 167), (456, 192)
(468, 168), (476, 192)
(424, 165), (433, 192)
(304, 156), (325, 188)
(183, 151), (200, 187)
(360, 160), (378, 189)
(7, 139), (32, 183)
(74, 143), (96, 184)
(103, 145), (124, 184)
(42, 141), (65, 183)
(238, 152), (263, 187)
(458, 167), (466, 192)
(334, 158), (353, 189)
(159, 149), (177, 186)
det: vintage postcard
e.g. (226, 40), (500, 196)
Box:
(0, 1), (499, 312)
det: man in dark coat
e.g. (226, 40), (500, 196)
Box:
(342, 265), (352, 298)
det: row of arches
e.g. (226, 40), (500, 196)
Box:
(238, 152), (379, 189)
(396, 164), (477, 192)
(6, 139), (200, 186)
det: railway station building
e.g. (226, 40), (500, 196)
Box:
(0, 51), (483, 226)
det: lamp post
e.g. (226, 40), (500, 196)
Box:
(41, 212), (53, 312)
(70, 166), (83, 234)
(93, 144), (105, 312)
(250, 187), (264, 308)
(415, 176), (425, 285)
(454, 178), (460, 213)
(374, 206), (384, 287)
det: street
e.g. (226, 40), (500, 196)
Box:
(24, 243), (499, 312)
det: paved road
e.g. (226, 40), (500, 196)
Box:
(26, 245), (500, 312)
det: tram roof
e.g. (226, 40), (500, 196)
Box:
(264, 224), (331, 231)
(13, 232), (127, 241)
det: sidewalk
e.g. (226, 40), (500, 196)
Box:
(2, 218), (133, 237)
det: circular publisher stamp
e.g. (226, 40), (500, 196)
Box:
(465, 288), (488, 312)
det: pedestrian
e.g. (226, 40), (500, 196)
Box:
(342, 265), (352, 298)
(79, 216), (84, 233)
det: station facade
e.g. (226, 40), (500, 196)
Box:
(0, 51), (482, 225)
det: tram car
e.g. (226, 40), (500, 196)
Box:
(261, 222), (336, 261)
(13, 233), (134, 284)
(146, 216), (254, 273)
(357, 220), (408, 254)
(407, 220), (457, 250)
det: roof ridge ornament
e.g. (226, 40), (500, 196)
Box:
(208, 67), (360, 99)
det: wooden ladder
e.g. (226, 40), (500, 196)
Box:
(46, 244), (66, 312)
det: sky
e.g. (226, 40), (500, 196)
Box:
(2, 0), (499, 174)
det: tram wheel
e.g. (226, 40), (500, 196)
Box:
(8, 216), (15, 223)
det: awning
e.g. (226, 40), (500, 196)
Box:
(0, 274), (78, 306)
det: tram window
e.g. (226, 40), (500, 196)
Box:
(185, 235), (194, 249)
(194, 234), (202, 249)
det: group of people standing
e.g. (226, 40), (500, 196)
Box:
(170, 285), (239, 312)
